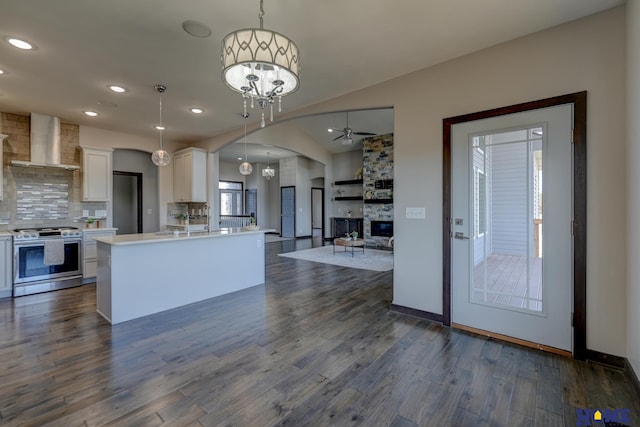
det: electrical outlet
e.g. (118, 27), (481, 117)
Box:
(406, 207), (426, 220)
(147, 209), (152, 215)
(82, 210), (89, 217)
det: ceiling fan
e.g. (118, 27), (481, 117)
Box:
(328, 112), (376, 145)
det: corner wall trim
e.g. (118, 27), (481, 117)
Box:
(389, 304), (443, 323)
(625, 358), (640, 400)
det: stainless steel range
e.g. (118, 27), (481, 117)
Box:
(12, 226), (83, 297)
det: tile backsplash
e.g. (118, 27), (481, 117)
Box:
(17, 182), (69, 220)
(0, 112), (107, 230)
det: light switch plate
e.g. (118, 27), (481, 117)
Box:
(82, 210), (89, 217)
(406, 207), (426, 219)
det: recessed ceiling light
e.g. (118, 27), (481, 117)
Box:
(155, 125), (165, 131)
(0, 68), (4, 75)
(190, 108), (204, 114)
(238, 157), (243, 161)
(7, 37), (33, 50)
(327, 128), (333, 133)
(84, 111), (98, 117)
(108, 85), (127, 93)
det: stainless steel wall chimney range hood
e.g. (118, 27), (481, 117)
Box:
(10, 113), (80, 171)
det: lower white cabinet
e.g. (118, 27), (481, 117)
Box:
(0, 234), (12, 298)
(83, 229), (116, 282)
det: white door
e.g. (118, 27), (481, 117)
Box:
(451, 104), (573, 351)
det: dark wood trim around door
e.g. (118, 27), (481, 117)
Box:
(442, 91), (587, 359)
(113, 170), (143, 233)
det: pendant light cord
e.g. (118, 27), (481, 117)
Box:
(158, 92), (163, 150)
(259, 0), (264, 29)
(244, 120), (248, 162)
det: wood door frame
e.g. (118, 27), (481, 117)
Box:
(113, 170), (143, 233)
(442, 91), (587, 359)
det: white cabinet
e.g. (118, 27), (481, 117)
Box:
(0, 234), (12, 298)
(173, 148), (207, 202)
(81, 146), (113, 202)
(83, 229), (116, 282)
(0, 134), (7, 201)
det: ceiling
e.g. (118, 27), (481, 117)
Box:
(0, 0), (624, 151)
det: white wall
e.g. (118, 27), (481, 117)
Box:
(219, 160), (246, 183)
(193, 7), (628, 356)
(627, 1), (640, 379)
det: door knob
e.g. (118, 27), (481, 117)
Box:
(454, 232), (470, 240)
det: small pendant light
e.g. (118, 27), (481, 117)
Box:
(151, 84), (170, 166)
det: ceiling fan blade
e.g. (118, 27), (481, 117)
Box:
(332, 134), (346, 141)
(353, 132), (377, 136)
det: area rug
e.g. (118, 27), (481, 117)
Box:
(278, 245), (394, 272)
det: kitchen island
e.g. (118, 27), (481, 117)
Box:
(93, 228), (271, 324)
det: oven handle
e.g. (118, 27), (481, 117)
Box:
(13, 238), (82, 248)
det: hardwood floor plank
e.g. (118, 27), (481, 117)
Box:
(534, 407), (564, 427)
(510, 375), (537, 418)
(478, 377), (515, 426)
(389, 414), (418, 427)
(276, 386), (364, 426)
(0, 237), (637, 426)
(457, 347), (498, 415)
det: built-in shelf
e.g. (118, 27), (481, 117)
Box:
(334, 196), (362, 201)
(334, 179), (363, 186)
(364, 199), (393, 204)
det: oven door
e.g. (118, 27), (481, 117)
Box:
(14, 238), (82, 284)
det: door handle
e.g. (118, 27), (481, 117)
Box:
(454, 232), (470, 240)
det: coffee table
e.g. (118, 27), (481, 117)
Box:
(333, 237), (365, 257)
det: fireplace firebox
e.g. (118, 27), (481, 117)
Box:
(371, 220), (393, 237)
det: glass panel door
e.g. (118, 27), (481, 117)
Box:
(471, 127), (544, 313)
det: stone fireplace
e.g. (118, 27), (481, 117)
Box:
(363, 133), (393, 248)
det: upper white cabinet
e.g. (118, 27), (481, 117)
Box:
(81, 146), (113, 202)
(0, 134), (7, 201)
(173, 147), (207, 202)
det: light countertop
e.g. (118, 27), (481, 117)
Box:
(94, 227), (274, 246)
(82, 227), (118, 233)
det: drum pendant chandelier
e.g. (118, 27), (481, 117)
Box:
(221, 0), (300, 128)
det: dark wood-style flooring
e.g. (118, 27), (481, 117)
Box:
(0, 238), (638, 426)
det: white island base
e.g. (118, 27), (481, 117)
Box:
(94, 229), (269, 324)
